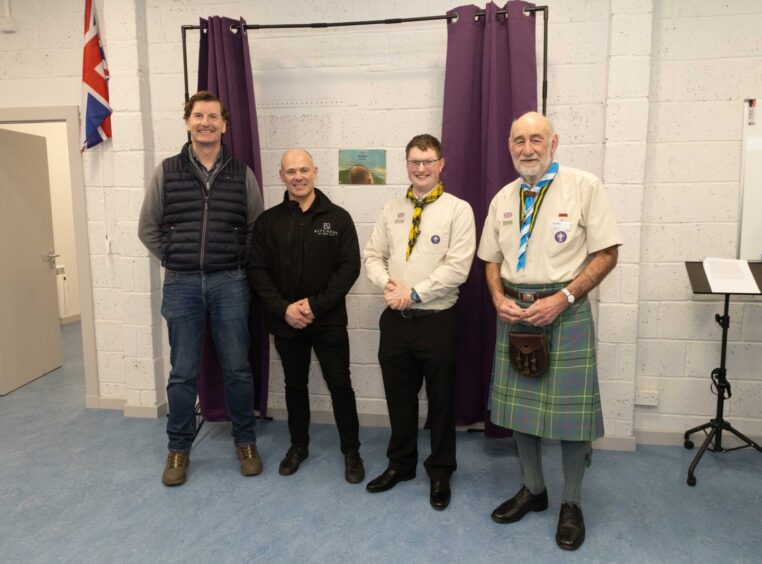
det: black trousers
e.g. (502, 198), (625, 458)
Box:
(274, 325), (360, 454)
(378, 306), (457, 480)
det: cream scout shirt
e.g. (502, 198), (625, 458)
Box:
(478, 165), (622, 284)
(364, 191), (476, 310)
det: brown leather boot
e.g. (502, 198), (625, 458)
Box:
(236, 444), (263, 476)
(162, 451), (190, 486)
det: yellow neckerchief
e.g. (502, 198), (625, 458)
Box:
(406, 181), (444, 260)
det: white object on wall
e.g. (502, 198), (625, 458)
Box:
(738, 98), (762, 261)
(56, 265), (68, 318)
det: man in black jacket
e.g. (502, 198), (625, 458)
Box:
(138, 91), (264, 486)
(248, 148), (364, 483)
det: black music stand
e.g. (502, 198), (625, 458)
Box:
(683, 261), (762, 486)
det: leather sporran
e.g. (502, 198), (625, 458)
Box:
(508, 332), (549, 378)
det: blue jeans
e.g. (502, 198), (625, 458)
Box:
(161, 269), (256, 452)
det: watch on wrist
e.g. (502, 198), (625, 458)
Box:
(561, 288), (575, 304)
(411, 289), (421, 303)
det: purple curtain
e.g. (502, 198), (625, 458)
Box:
(440, 2), (537, 434)
(196, 16), (269, 420)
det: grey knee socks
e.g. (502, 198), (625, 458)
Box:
(561, 439), (592, 505)
(513, 430), (592, 506)
(513, 430), (546, 494)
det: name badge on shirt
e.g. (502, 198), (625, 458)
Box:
(552, 221), (571, 243)
(552, 221), (570, 232)
(395, 211), (406, 224)
(502, 211), (513, 225)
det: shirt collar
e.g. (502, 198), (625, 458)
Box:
(189, 146), (223, 173)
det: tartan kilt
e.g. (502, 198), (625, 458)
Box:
(490, 281), (604, 441)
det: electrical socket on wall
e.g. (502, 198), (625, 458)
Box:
(634, 389), (659, 407)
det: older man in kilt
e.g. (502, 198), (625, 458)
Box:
(478, 112), (621, 551)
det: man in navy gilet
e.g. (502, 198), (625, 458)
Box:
(138, 91), (264, 486)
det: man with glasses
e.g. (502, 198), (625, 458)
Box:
(248, 148), (365, 484)
(478, 112), (621, 550)
(363, 134), (476, 510)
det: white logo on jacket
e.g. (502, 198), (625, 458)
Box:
(314, 224), (338, 237)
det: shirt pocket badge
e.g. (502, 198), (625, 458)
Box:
(552, 221), (571, 243)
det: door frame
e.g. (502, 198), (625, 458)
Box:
(0, 106), (98, 407)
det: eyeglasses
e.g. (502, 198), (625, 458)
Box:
(406, 158), (441, 170)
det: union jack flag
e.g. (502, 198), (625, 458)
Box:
(80, 0), (112, 150)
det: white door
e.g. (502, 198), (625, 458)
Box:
(0, 128), (62, 395)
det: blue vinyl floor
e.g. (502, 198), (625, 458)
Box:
(1, 323), (760, 563)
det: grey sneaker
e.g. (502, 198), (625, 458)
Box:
(162, 451), (190, 486)
(236, 444), (263, 476)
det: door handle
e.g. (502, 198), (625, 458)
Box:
(45, 249), (60, 269)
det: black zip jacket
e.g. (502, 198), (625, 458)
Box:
(247, 188), (361, 337)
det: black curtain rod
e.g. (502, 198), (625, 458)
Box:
(181, 7), (545, 31)
(181, 5), (549, 114)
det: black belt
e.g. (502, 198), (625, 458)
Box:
(396, 308), (440, 319)
(503, 286), (557, 302)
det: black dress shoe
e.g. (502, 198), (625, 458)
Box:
(430, 479), (451, 510)
(556, 503), (585, 550)
(491, 486), (549, 523)
(278, 446), (309, 476)
(344, 450), (365, 484)
(365, 468), (415, 493)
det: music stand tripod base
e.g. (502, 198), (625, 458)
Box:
(683, 262), (762, 487)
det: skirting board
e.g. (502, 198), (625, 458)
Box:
(85, 396), (168, 419)
(86, 396), (125, 411)
(636, 430), (762, 448)
(593, 435), (637, 452)
(60, 314), (81, 325)
(267, 408), (638, 451)
(123, 401), (168, 419)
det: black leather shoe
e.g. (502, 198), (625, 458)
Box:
(430, 479), (451, 510)
(278, 446), (309, 476)
(344, 450), (365, 484)
(556, 503), (585, 550)
(365, 468), (415, 493)
(491, 486), (549, 523)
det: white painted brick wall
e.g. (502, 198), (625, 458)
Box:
(606, 100), (650, 142)
(600, 380), (635, 420)
(637, 340), (686, 378)
(2, 0), (760, 438)
(637, 0), (762, 440)
(598, 304), (639, 344)
(741, 304), (762, 341)
(601, 0), (654, 439)
(603, 143), (648, 184)
(645, 142), (742, 183)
